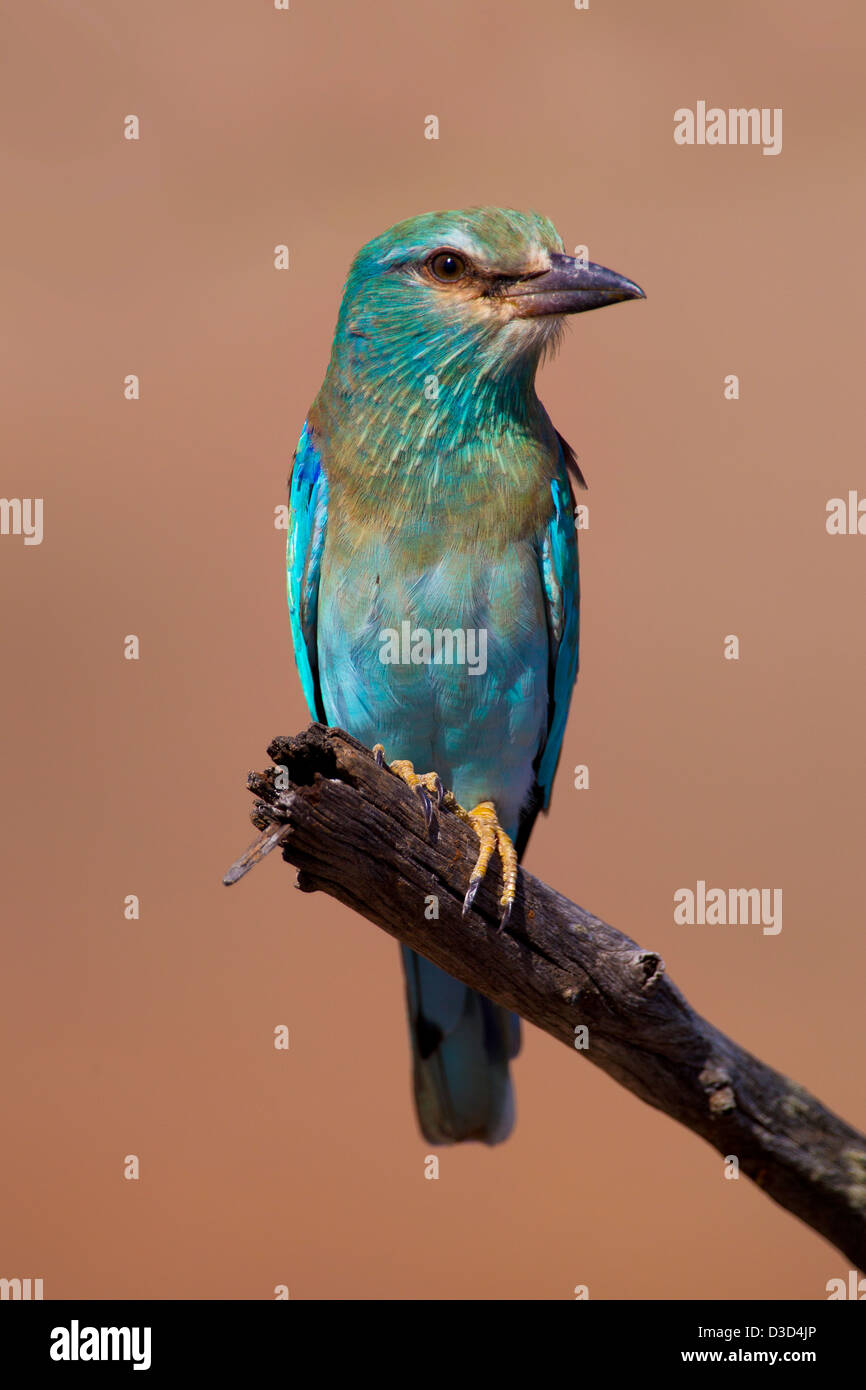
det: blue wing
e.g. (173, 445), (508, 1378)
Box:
(514, 450), (579, 855)
(287, 421), (329, 722)
(536, 464), (580, 805)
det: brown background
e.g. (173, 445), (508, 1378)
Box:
(2, 0), (864, 1300)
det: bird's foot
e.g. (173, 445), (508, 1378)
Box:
(452, 801), (518, 932)
(373, 745), (443, 828)
(372, 745), (516, 930)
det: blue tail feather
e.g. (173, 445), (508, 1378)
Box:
(401, 946), (520, 1145)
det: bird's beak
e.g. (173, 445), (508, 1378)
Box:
(507, 253), (645, 317)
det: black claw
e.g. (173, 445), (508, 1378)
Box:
(462, 877), (480, 916)
(433, 775), (444, 805)
(417, 786), (433, 828)
(498, 900), (513, 933)
(374, 746), (385, 768)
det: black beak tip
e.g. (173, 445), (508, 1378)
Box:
(583, 274), (646, 313)
(611, 273), (645, 304)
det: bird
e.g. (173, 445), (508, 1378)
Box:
(286, 207), (643, 1144)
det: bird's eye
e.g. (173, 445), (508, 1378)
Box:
(428, 250), (468, 283)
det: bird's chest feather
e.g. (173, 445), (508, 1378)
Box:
(316, 512), (550, 813)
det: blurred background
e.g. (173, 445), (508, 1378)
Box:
(1, 0), (864, 1299)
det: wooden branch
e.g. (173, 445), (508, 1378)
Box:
(225, 723), (866, 1269)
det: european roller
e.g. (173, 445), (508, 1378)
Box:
(287, 207), (643, 1144)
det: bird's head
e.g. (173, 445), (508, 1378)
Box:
(329, 206), (643, 402)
